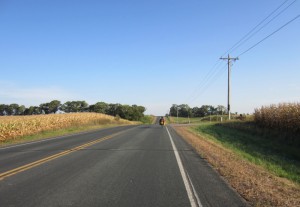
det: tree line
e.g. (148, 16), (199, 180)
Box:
(169, 104), (227, 117)
(0, 100), (146, 121)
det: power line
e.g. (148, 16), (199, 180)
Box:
(222, 0), (291, 57)
(185, 60), (223, 103)
(238, 14), (300, 57)
(230, 0), (297, 54)
(188, 63), (227, 104)
(183, 1), (298, 108)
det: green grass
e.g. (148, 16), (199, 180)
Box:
(192, 122), (300, 184)
(168, 115), (253, 124)
(140, 115), (156, 124)
(168, 116), (203, 124)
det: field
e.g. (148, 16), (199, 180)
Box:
(0, 113), (135, 144)
(254, 102), (300, 145)
(167, 115), (248, 124)
(168, 116), (203, 124)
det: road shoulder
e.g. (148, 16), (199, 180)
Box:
(172, 125), (300, 207)
(167, 125), (249, 207)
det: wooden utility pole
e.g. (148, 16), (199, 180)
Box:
(220, 54), (238, 120)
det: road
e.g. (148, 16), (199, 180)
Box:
(0, 121), (248, 207)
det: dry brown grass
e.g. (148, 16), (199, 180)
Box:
(174, 125), (300, 207)
(0, 113), (134, 142)
(254, 102), (300, 133)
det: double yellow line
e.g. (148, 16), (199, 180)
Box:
(0, 131), (123, 181)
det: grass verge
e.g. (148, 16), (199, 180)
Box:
(173, 123), (300, 207)
(140, 115), (156, 124)
(168, 116), (203, 124)
(193, 122), (300, 183)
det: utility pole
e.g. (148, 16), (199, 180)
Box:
(220, 54), (238, 120)
(177, 107), (179, 124)
(186, 106), (191, 124)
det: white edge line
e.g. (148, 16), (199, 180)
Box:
(166, 126), (203, 207)
(187, 171), (203, 206)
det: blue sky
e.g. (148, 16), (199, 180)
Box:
(1, 0), (299, 115)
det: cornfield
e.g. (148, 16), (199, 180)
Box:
(254, 102), (300, 133)
(0, 113), (134, 142)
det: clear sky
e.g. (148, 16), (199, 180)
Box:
(1, 0), (299, 115)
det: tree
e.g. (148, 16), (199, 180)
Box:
(61, 101), (88, 112)
(90, 102), (108, 114)
(208, 105), (216, 115)
(169, 104), (192, 117)
(7, 104), (19, 115)
(216, 105), (226, 115)
(24, 106), (41, 115)
(192, 107), (202, 117)
(107, 103), (119, 116)
(39, 102), (50, 114)
(130, 105), (145, 121)
(169, 104), (178, 116)
(0, 104), (8, 116)
(61, 101), (72, 113)
(0, 100), (148, 120)
(199, 105), (211, 117)
(136, 106), (145, 120)
(118, 104), (132, 120)
(78, 101), (89, 112)
(48, 100), (61, 114)
(17, 105), (26, 115)
(178, 104), (191, 117)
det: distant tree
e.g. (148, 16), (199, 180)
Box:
(216, 105), (226, 115)
(24, 106), (41, 115)
(61, 101), (88, 112)
(48, 100), (61, 113)
(17, 105), (26, 115)
(0, 104), (8, 116)
(178, 104), (191, 117)
(90, 102), (108, 114)
(208, 105), (216, 115)
(169, 104), (178, 116)
(107, 103), (119, 116)
(134, 105), (146, 120)
(7, 104), (19, 115)
(192, 107), (202, 117)
(199, 105), (210, 117)
(39, 102), (50, 114)
(24, 106), (34, 115)
(0, 100), (147, 120)
(118, 104), (132, 120)
(61, 101), (72, 113)
(78, 101), (89, 112)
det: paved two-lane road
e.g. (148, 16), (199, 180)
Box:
(0, 122), (248, 207)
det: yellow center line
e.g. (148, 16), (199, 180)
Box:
(0, 131), (124, 181)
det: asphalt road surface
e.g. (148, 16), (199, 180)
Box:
(0, 121), (248, 207)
